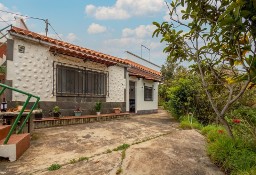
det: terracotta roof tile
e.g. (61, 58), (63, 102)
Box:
(9, 26), (161, 79)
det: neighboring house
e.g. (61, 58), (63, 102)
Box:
(3, 26), (161, 116)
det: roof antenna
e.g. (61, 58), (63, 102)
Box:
(45, 19), (48, 36)
(141, 44), (150, 61)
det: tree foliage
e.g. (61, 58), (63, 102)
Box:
(153, 0), (256, 137)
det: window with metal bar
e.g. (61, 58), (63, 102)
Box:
(56, 65), (107, 96)
(144, 86), (153, 101)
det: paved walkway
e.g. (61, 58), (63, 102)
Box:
(0, 110), (224, 175)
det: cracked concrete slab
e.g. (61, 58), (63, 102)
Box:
(0, 110), (224, 175)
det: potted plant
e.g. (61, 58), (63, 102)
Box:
(95, 102), (102, 116)
(34, 104), (43, 120)
(74, 106), (82, 116)
(53, 106), (61, 118)
(113, 107), (121, 114)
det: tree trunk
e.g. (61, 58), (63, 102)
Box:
(219, 115), (234, 138)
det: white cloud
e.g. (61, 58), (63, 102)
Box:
(0, 3), (19, 28)
(85, 4), (96, 15)
(122, 25), (156, 38)
(87, 23), (107, 34)
(163, 10), (171, 21)
(66, 33), (78, 42)
(85, 0), (164, 20)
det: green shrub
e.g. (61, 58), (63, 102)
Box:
(179, 116), (202, 130)
(226, 106), (256, 144)
(48, 164), (61, 171)
(165, 77), (215, 124)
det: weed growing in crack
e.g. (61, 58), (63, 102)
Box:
(113, 143), (130, 151)
(69, 159), (77, 164)
(106, 149), (112, 153)
(121, 150), (126, 160)
(116, 167), (122, 174)
(48, 164), (61, 171)
(78, 157), (89, 162)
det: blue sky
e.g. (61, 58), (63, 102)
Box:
(0, 0), (170, 66)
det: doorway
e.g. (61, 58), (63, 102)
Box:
(129, 81), (135, 113)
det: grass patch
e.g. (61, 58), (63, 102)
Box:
(48, 164), (61, 171)
(31, 133), (40, 141)
(121, 150), (126, 160)
(106, 149), (112, 153)
(179, 116), (202, 130)
(113, 143), (130, 151)
(69, 159), (77, 164)
(201, 124), (224, 136)
(78, 157), (89, 162)
(116, 168), (122, 174)
(203, 125), (256, 174)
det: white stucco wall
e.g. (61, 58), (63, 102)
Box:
(7, 37), (124, 102)
(7, 39), (55, 102)
(106, 66), (126, 102)
(127, 77), (158, 112)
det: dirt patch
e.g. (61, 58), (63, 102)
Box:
(0, 110), (224, 175)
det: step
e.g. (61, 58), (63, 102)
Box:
(0, 125), (11, 140)
(0, 133), (30, 162)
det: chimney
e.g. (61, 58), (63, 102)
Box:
(15, 17), (29, 30)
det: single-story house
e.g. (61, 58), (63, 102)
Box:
(1, 25), (161, 116)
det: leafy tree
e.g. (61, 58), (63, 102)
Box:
(153, 0), (256, 137)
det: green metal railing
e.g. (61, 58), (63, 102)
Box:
(0, 83), (40, 144)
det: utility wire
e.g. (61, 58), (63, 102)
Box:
(0, 19), (16, 23)
(0, 9), (63, 40)
(48, 23), (62, 40)
(0, 17), (10, 39)
(0, 9), (45, 21)
(0, 16), (11, 26)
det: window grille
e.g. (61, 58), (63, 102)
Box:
(144, 86), (153, 101)
(56, 65), (107, 97)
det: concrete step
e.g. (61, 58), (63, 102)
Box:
(0, 125), (11, 140)
(0, 133), (30, 161)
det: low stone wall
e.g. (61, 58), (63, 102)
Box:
(34, 113), (130, 129)
(7, 101), (126, 117)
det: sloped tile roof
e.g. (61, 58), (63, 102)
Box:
(9, 26), (161, 81)
(128, 66), (161, 82)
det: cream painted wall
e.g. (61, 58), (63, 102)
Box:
(7, 38), (124, 102)
(127, 76), (158, 112)
(106, 66), (126, 102)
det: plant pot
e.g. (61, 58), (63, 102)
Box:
(113, 108), (121, 114)
(96, 112), (101, 116)
(53, 112), (60, 118)
(35, 113), (43, 120)
(74, 111), (82, 116)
